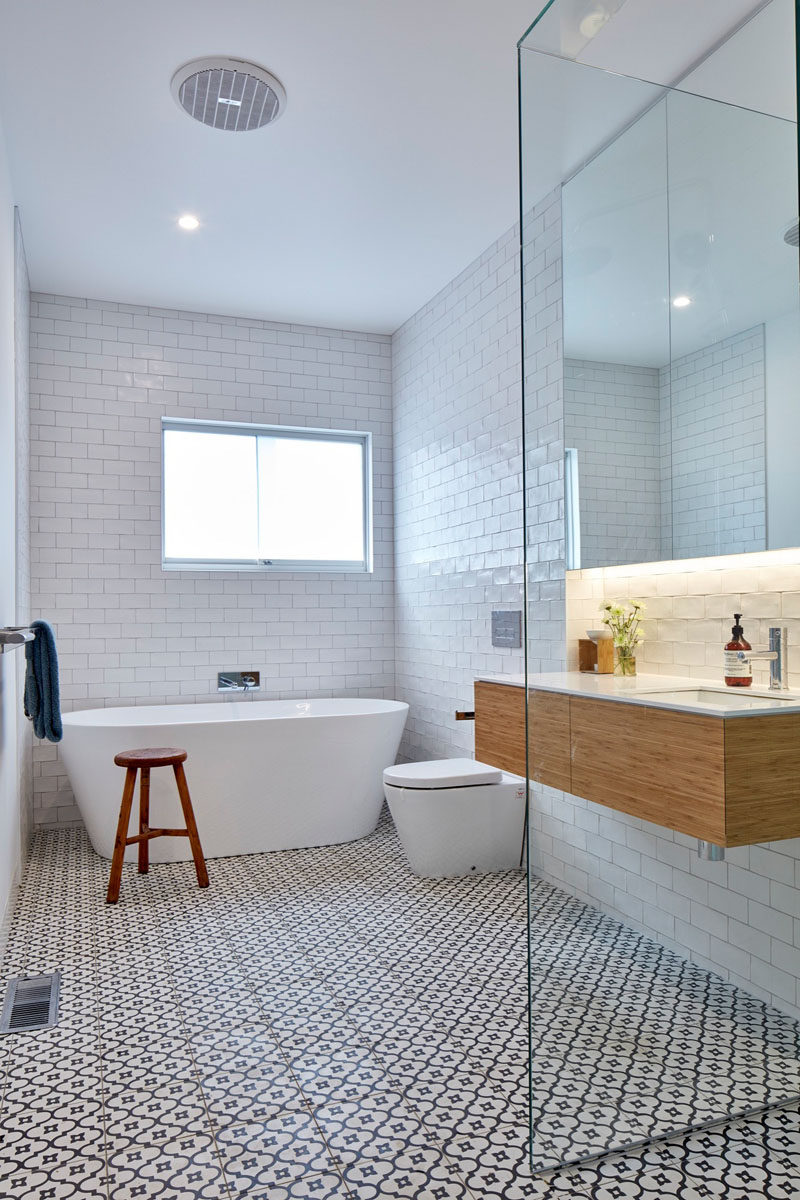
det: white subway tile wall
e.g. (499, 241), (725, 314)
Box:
(565, 359), (661, 567)
(565, 326), (766, 570)
(392, 225), (525, 762)
(665, 325), (766, 560)
(561, 548), (800, 1017)
(523, 190), (567, 675)
(29, 295), (394, 827)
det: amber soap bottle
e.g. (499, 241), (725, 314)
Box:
(724, 614), (752, 687)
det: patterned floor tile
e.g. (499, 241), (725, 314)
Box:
(200, 1067), (309, 1129)
(239, 1171), (353, 1199)
(340, 1146), (473, 1199)
(313, 1090), (435, 1165)
(1, 1166), (109, 1200)
(2, 819), (800, 1200)
(103, 1084), (212, 1149)
(215, 1113), (335, 1194)
(291, 1046), (395, 1107)
(107, 1132), (227, 1199)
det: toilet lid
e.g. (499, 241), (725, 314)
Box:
(383, 758), (504, 789)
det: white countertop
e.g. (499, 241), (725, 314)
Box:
(475, 671), (800, 718)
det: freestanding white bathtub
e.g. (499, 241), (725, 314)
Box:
(60, 698), (408, 863)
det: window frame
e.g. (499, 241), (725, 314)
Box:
(161, 417), (373, 573)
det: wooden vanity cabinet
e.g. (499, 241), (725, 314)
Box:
(474, 682), (800, 847)
(474, 681), (525, 777)
(473, 682), (569, 790)
(569, 697), (726, 844)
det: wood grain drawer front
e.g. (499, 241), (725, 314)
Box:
(724, 713), (800, 847)
(529, 690), (571, 791)
(569, 697), (726, 843)
(474, 682), (526, 777)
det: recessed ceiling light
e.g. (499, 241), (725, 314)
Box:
(178, 214), (200, 231)
(672, 295), (692, 308)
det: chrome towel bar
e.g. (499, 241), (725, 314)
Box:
(0, 627), (36, 653)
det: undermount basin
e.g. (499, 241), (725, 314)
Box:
(638, 687), (800, 711)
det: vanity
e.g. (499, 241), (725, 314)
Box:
(474, 674), (800, 849)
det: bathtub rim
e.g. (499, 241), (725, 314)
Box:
(61, 696), (410, 729)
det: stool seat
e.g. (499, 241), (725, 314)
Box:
(114, 746), (188, 768)
(106, 745), (208, 903)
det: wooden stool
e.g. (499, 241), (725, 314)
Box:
(106, 747), (209, 904)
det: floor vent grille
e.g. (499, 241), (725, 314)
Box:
(0, 973), (60, 1033)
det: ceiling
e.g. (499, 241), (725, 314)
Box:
(0, 0), (535, 333)
(0, 0), (791, 335)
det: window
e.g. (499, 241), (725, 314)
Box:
(162, 419), (372, 571)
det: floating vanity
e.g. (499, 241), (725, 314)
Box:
(474, 674), (800, 849)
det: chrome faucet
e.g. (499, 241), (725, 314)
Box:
(217, 671), (260, 693)
(736, 626), (788, 691)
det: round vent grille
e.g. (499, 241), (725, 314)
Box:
(783, 219), (800, 248)
(171, 57), (286, 132)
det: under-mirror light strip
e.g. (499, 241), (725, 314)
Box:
(570, 546), (800, 579)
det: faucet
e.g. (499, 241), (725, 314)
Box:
(218, 674), (241, 691)
(736, 626), (788, 691)
(218, 672), (259, 693)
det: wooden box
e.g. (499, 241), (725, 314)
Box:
(578, 638), (614, 674)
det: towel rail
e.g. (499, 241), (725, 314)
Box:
(0, 627), (36, 653)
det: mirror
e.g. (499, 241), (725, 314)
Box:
(563, 14), (799, 568)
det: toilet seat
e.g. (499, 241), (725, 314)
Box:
(382, 758), (503, 789)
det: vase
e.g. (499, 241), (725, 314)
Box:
(614, 650), (636, 678)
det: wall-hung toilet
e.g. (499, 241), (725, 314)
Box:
(382, 758), (526, 878)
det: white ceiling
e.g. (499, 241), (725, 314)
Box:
(0, 0), (792, 335)
(0, 0), (535, 333)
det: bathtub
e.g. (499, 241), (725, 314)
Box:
(60, 698), (408, 863)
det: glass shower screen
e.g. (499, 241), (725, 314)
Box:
(519, 0), (800, 1174)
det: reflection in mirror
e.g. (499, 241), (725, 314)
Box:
(563, 75), (799, 568)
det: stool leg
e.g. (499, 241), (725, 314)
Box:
(172, 763), (209, 889)
(107, 767), (138, 904)
(138, 767), (150, 875)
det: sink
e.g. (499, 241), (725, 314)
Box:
(638, 687), (800, 711)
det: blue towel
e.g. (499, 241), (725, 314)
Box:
(24, 620), (62, 743)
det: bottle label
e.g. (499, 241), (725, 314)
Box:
(724, 650), (751, 678)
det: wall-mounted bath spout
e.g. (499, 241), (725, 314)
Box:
(218, 671), (261, 693)
(697, 840), (725, 861)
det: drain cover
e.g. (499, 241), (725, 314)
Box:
(0, 973), (60, 1033)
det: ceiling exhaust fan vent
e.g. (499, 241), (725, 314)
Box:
(171, 57), (286, 132)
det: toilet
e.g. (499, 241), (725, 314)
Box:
(382, 758), (526, 878)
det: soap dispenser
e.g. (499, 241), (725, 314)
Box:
(724, 614), (752, 687)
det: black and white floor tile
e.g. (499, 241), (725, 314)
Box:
(1, 812), (799, 1198)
